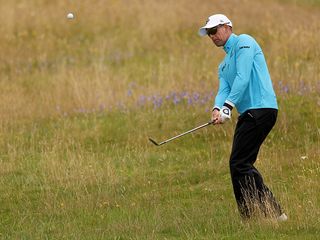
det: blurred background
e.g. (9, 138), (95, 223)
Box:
(0, 0), (319, 121)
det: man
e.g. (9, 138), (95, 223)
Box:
(199, 14), (287, 220)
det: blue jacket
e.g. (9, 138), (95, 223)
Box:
(214, 33), (278, 114)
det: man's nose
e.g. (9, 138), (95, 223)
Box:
(209, 34), (217, 39)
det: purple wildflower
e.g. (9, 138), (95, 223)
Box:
(173, 95), (180, 105)
(137, 95), (146, 106)
(152, 95), (163, 109)
(193, 92), (200, 102)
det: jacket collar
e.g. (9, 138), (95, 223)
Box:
(223, 33), (237, 54)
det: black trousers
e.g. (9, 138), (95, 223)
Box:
(230, 108), (282, 218)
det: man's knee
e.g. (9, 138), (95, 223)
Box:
(230, 158), (257, 182)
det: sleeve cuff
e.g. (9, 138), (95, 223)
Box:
(211, 106), (220, 112)
(225, 100), (235, 107)
(223, 100), (234, 110)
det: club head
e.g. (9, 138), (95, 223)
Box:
(148, 138), (160, 146)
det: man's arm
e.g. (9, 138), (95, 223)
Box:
(225, 36), (255, 107)
(212, 72), (230, 123)
(213, 70), (230, 110)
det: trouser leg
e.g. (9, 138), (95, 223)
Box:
(229, 109), (282, 218)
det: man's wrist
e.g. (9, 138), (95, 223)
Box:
(223, 100), (235, 110)
(223, 102), (233, 111)
(220, 101), (233, 123)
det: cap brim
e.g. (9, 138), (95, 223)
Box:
(198, 28), (208, 36)
(198, 23), (220, 37)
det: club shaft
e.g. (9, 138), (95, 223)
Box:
(159, 122), (212, 145)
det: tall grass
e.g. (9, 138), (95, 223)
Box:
(0, 0), (319, 120)
(0, 0), (319, 239)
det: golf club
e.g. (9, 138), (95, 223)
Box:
(149, 121), (213, 146)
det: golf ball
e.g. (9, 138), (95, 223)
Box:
(67, 13), (74, 19)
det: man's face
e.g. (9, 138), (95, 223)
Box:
(207, 25), (230, 47)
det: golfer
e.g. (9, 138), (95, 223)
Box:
(199, 14), (287, 220)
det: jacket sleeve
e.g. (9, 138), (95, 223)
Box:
(226, 36), (255, 106)
(214, 65), (230, 109)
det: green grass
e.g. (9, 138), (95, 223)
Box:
(0, 96), (319, 239)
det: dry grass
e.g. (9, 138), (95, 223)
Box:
(0, 0), (319, 121)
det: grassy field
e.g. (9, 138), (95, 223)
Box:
(0, 0), (319, 239)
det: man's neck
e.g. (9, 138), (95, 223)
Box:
(223, 33), (236, 54)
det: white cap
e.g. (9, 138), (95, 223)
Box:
(198, 14), (232, 36)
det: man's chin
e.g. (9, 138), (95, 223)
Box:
(213, 41), (223, 47)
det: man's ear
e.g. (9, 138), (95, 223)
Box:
(226, 25), (232, 32)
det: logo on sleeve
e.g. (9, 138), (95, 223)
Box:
(239, 46), (250, 49)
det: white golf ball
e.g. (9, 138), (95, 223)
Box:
(67, 13), (74, 19)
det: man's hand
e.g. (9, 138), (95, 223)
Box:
(220, 105), (232, 123)
(211, 108), (220, 124)
(211, 103), (233, 124)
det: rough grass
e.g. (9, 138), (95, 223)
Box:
(0, 101), (319, 239)
(0, 0), (319, 239)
